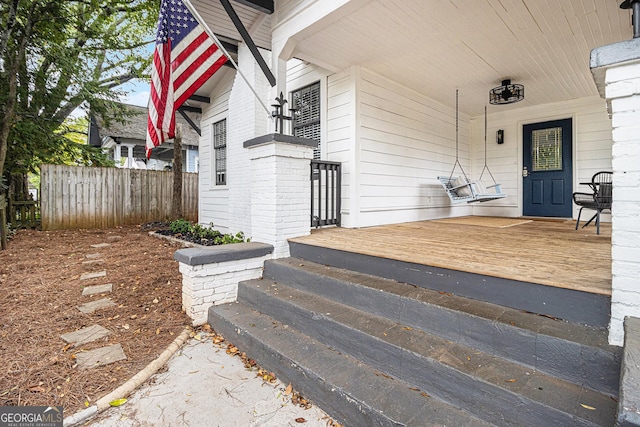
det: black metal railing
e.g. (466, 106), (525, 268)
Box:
(311, 160), (341, 228)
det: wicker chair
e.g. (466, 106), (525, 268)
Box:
(572, 171), (612, 235)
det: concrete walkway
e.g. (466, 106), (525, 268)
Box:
(61, 239), (336, 427)
(86, 335), (334, 427)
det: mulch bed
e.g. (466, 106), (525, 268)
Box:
(0, 225), (191, 415)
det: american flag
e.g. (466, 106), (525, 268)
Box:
(146, 0), (228, 157)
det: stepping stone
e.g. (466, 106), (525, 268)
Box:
(76, 344), (126, 369)
(82, 283), (113, 296)
(90, 243), (111, 248)
(61, 325), (111, 346)
(77, 298), (116, 314)
(85, 253), (102, 259)
(82, 259), (104, 265)
(80, 271), (107, 280)
(107, 236), (122, 240)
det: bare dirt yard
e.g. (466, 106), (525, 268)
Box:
(0, 225), (191, 415)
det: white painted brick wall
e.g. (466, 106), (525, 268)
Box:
(178, 254), (271, 326)
(249, 141), (314, 258)
(227, 43), (273, 238)
(605, 59), (640, 345)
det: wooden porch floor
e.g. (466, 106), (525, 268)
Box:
(290, 216), (611, 296)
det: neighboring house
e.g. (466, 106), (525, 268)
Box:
(187, 1), (639, 344)
(89, 103), (201, 172)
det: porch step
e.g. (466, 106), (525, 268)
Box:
(263, 258), (621, 397)
(288, 241), (611, 327)
(208, 258), (621, 426)
(209, 303), (491, 427)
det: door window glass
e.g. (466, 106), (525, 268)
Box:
(531, 127), (562, 171)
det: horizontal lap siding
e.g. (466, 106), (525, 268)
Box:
(357, 69), (466, 221)
(198, 79), (231, 231)
(327, 70), (355, 217)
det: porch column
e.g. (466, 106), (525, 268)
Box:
(227, 43), (272, 237)
(590, 38), (640, 346)
(114, 144), (122, 164)
(125, 144), (134, 167)
(244, 134), (315, 258)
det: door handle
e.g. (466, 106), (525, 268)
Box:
(522, 167), (529, 177)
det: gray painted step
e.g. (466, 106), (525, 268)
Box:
(288, 241), (610, 327)
(208, 303), (492, 427)
(238, 279), (616, 427)
(263, 258), (620, 397)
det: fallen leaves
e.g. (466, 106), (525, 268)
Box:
(226, 345), (240, 356)
(257, 368), (277, 384)
(205, 328), (343, 423)
(290, 390), (312, 409)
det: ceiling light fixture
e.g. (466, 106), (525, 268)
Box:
(489, 79), (524, 105)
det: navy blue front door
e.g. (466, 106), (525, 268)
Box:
(523, 118), (573, 217)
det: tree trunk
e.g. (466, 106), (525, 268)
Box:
(171, 124), (183, 220)
(0, 62), (18, 182)
(8, 173), (29, 201)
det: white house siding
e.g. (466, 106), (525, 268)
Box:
(198, 73), (234, 232)
(327, 67), (473, 228)
(202, 64), (613, 233)
(324, 67), (613, 228)
(326, 68), (359, 228)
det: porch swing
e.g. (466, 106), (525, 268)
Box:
(438, 91), (507, 204)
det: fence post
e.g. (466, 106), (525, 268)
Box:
(0, 197), (7, 250)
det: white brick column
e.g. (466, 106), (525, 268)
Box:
(591, 38), (640, 345)
(245, 134), (315, 258)
(227, 43), (272, 236)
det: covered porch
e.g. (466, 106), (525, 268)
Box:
(290, 216), (611, 326)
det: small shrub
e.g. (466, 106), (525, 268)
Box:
(167, 220), (248, 246)
(170, 218), (192, 235)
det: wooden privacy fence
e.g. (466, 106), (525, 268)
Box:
(40, 164), (198, 230)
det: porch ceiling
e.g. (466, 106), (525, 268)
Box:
(190, 0), (633, 117)
(286, 0), (633, 116)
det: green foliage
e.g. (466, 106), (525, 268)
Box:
(0, 0), (159, 179)
(169, 218), (192, 235)
(168, 220), (249, 245)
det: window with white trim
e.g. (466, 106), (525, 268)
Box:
(291, 81), (321, 159)
(212, 119), (227, 186)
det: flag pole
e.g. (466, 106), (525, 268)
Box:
(182, 0), (274, 118)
